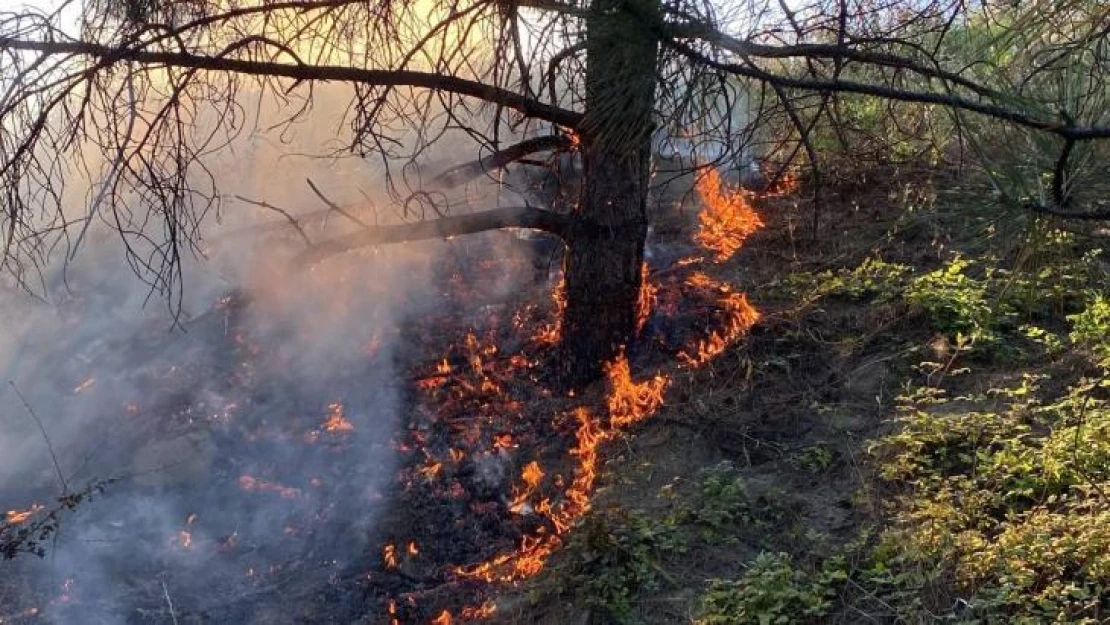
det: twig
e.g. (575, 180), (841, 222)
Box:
(306, 178), (369, 228)
(161, 579), (179, 625)
(9, 381), (67, 494)
(232, 195), (312, 247)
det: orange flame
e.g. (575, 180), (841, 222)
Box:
(322, 402), (354, 433)
(238, 475), (301, 499)
(4, 504), (43, 525)
(383, 543), (399, 569)
(459, 601), (497, 620)
(636, 263), (657, 335)
(679, 273), (761, 367)
(457, 353), (668, 584)
(694, 169), (764, 263)
(510, 461), (545, 514)
(532, 278), (566, 345)
(73, 376), (96, 394)
(605, 352), (668, 428)
(431, 610), (453, 625)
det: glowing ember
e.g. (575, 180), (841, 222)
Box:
(636, 263), (657, 335)
(459, 601), (497, 620)
(694, 169), (764, 263)
(238, 475), (301, 499)
(322, 402), (354, 433)
(532, 278), (566, 345)
(0, 607), (40, 622)
(4, 504), (43, 525)
(407, 541), (419, 556)
(605, 352), (668, 428)
(763, 169), (800, 196)
(431, 610), (453, 625)
(172, 530), (192, 550)
(383, 543), (399, 569)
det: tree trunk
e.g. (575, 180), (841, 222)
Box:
(560, 0), (659, 386)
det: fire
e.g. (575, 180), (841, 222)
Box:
(679, 273), (761, 367)
(459, 601), (497, 620)
(431, 610), (453, 625)
(510, 461), (545, 514)
(532, 278), (566, 345)
(694, 168), (764, 263)
(383, 543), (399, 569)
(763, 169), (800, 196)
(407, 541), (419, 556)
(457, 405), (612, 582)
(605, 353), (668, 428)
(4, 504), (43, 525)
(388, 598), (398, 625)
(238, 475), (301, 499)
(322, 402), (354, 433)
(172, 530), (192, 550)
(636, 263), (657, 335)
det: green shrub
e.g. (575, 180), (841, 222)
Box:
(695, 552), (834, 625)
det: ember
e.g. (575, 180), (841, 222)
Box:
(237, 475), (302, 499)
(4, 505), (42, 525)
(322, 402), (355, 433)
(636, 263), (658, 334)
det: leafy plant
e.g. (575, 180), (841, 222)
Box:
(1069, 294), (1110, 369)
(905, 256), (1007, 341)
(552, 507), (685, 621)
(695, 552), (835, 625)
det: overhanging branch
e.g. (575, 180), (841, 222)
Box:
(428, 134), (574, 189)
(666, 37), (1110, 141)
(292, 205), (569, 267)
(0, 37), (584, 129)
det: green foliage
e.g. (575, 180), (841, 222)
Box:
(695, 552), (837, 625)
(790, 445), (836, 474)
(867, 371), (1110, 622)
(904, 256), (1006, 341)
(779, 257), (910, 303)
(683, 462), (791, 544)
(1068, 295), (1110, 369)
(552, 507), (686, 621)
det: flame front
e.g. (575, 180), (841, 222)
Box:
(694, 169), (764, 263)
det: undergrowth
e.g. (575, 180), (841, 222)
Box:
(722, 230), (1110, 623)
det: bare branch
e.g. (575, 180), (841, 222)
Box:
(9, 380), (67, 494)
(292, 205), (569, 268)
(232, 195), (313, 246)
(427, 134), (574, 189)
(0, 37), (584, 129)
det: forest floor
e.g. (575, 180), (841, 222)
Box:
(496, 169), (1110, 624)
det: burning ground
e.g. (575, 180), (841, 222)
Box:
(0, 165), (769, 623)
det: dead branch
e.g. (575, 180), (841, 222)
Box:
(8, 380), (67, 494)
(0, 37), (584, 130)
(233, 195), (313, 246)
(306, 178), (370, 228)
(292, 205), (569, 268)
(427, 134), (575, 190)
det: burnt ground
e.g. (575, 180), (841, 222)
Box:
(487, 177), (960, 624)
(2, 169), (1034, 624)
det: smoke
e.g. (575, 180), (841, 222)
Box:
(0, 82), (528, 621)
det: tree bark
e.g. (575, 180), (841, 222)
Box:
(559, 0), (659, 386)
